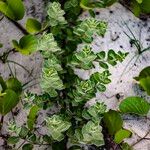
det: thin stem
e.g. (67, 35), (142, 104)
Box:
(22, 77), (40, 88)
(7, 60), (31, 74)
(7, 62), (15, 77)
(7, 17), (28, 35)
(23, 82), (39, 90)
(0, 116), (4, 132)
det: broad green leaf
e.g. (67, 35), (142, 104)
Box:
(103, 110), (123, 135)
(140, 0), (150, 13)
(119, 96), (150, 116)
(22, 143), (33, 150)
(26, 18), (41, 34)
(0, 0), (25, 21)
(114, 129), (132, 144)
(27, 105), (39, 130)
(134, 66), (150, 95)
(6, 78), (22, 95)
(7, 136), (20, 144)
(0, 89), (19, 115)
(12, 35), (38, 55)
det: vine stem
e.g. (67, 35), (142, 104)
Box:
(0, 115), (4, 132)
(132, 130), (150, 147)
(7, 17), (28, 35)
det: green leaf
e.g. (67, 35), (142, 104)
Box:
(19, 126), (29, 138)
(0, 0), (25, 21)
(134, 66), (150, 95)
(0, 76), (7, 92)
(0, 89), (19, 115)
(0, 43), (3, 48)
(140, 0), (150, 13)
(136, 0), (143, 3)
(121, 142), (133, 150)
(69, 146), (82, 150)
(22, 143), (33, 150)
(7, 136), (20, 144)
(114, 129), (132, 144)
(27, 105), (39, 130)
(99, 61), (108, 69)
(119, 96), (150, 116)
(12, 35), (38, 55)
(26, 18), (41, 34)
(6, 78), (22, 95)
(103, 110), (123, 135)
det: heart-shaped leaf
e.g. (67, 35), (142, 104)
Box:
(26, 18), (42, 34)
(119, 97), (150, 116)
(0, 0), (25, 21)
(103, 110), (123, 135)
(0, 89), (19, 115)
(12, 35), (38, 55)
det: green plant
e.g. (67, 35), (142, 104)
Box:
(0, 0), (149, 150)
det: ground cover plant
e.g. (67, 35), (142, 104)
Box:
(0, 0), (150, 150)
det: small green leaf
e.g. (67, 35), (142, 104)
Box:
(26, 18), (41, 34)
(119, 96), (150, 116)
(97, 51), (106, 60)
(19, 126), (29, 138)
(0, 0), (25, 21)
(99, 61), (108, 69)
(0, 43), (3, 48)
(27, 105), (39, 130)
(7, 136), (19, 144)
(121, 142), (133, 150)
(12, 35), (38, 55)
(114, 129), (132, 144)
(6, 78), (22, 95)
(103, 110), (123, 135)
(0, 76), (7, 92)
(0, 89), (19, 115)
(134, 66), (150, 95)
(22, 143), (33, 150)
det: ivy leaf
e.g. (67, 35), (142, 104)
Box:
(7, 136), (20, 144)
(134, 66), (150, 95)
(114, 129), (132, 144)
(6, 78), (22, 95)
(0, 0), (25, 21)
(103, 110), (123, 135)
(12, 35), (38, 55)
(0, 89), (19, 115)
(27, 105), (39, 130)
(26, 18), (41, 34)
(119, 96), (150, 116)
(22, 143), (33, 150)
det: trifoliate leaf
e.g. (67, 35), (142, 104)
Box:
(119, 96), (150, 116)
(26, 18), (41, 34)
(12, 35), (38, 55)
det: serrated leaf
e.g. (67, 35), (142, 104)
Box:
(0, 0), (25, 21)
(22, 143), (33, 150)
(114, 129), (132, 144)
(103, 110), (123, 135)
(12, 35), (38, 55)
(0, 89), (19, 115)
(26, 18), (41, 34)
(27, 105), (39, 130)
(119, 96), (150, 116)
